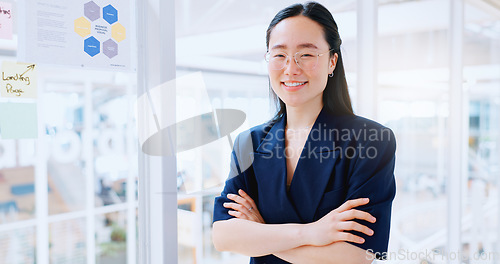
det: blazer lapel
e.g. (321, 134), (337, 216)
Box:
(252, 115), (302, 223)
(288, 107), (342, 223)
(252, 108), (343, 224)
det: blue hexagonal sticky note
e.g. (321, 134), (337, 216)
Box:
(84, 36), (100, 57)
(103, 5), (118, 25)
(84, 1), (100, 22)
(103, 39), (118, 58)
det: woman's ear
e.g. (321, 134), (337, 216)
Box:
(329, 53), (338, 74)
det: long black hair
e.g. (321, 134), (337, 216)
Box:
(266, 2), (354, 120)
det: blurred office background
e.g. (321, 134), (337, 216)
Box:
(0, 0), (499, 263)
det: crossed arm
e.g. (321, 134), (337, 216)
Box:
(212, 190), (376, 264)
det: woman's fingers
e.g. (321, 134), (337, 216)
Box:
(306, 198), (376, 246)
(335, 198), (369, 213)
(227, 210), (248, 220)
(339, 209), (376, 223)
(337, 221), (374, 237)
(238, 189), (257, 208)
(225, 203), (250, 219)
(337, 232), (365, 244)
(227, 193), (253, 211)
(238, 190), (266, 223)
(225, 190), (265, 224)
(224, 202), (248, 213)
(224, 202), (255, 220)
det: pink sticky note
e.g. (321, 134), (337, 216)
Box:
(0, 2), (12, 40)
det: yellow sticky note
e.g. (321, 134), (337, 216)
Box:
(0, 61), (37, 98)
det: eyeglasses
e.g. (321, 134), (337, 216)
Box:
(265, 49), (334, 71)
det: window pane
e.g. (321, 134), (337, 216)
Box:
(463, 1), (500, 261)
(377, 0), (449, 260)
(0, 158), (36, 223)
(96, 211), (127, 264)
(94, 91), (133, 207)
(45, 91), (86, 215)
(49, 218), (86, 263)
(0, 227), (36, 263)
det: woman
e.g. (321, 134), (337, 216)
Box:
(212, 2), (396, 264)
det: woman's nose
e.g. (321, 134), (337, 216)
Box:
(283, 57), (301, 75)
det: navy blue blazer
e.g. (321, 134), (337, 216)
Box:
(213, 107), (396, 264)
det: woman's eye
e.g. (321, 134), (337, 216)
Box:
(301, 53), (314, 57)
(274, 54), (286, 58)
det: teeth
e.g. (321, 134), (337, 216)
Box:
(284, 82), (306, 87)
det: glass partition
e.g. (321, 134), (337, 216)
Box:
(377, 0), (451, 260)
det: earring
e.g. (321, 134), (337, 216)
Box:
(329, 72), (334, 77)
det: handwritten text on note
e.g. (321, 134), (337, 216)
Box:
(1, 61), (37, 98)
(0, 2), (12, 39)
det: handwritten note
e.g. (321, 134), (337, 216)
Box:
(0, 2), (12, 39)
(0, 61), (37, 98)
(0, 103), (38, 139)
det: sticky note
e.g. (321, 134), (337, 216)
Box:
(1, 61), (37, 98)
(0, 2), (12, 40)
(0, 103), (38, 139)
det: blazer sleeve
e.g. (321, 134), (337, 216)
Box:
(212, 131), (257, 223)
(345, 127), (397, 259)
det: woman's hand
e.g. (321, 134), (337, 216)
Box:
(302, 198), (376, 246)
(223, 189), (265, 224)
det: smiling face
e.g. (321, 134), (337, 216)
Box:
(267, 15), (337, 109)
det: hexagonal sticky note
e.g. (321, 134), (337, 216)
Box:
(103, 5), (118, 25)
(111, 23), (126, 42)
(103, 39), (118, 58)
(74, 17), (91, 37)
(84, 1), (100, 22)
(84, 36), (100, 57)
